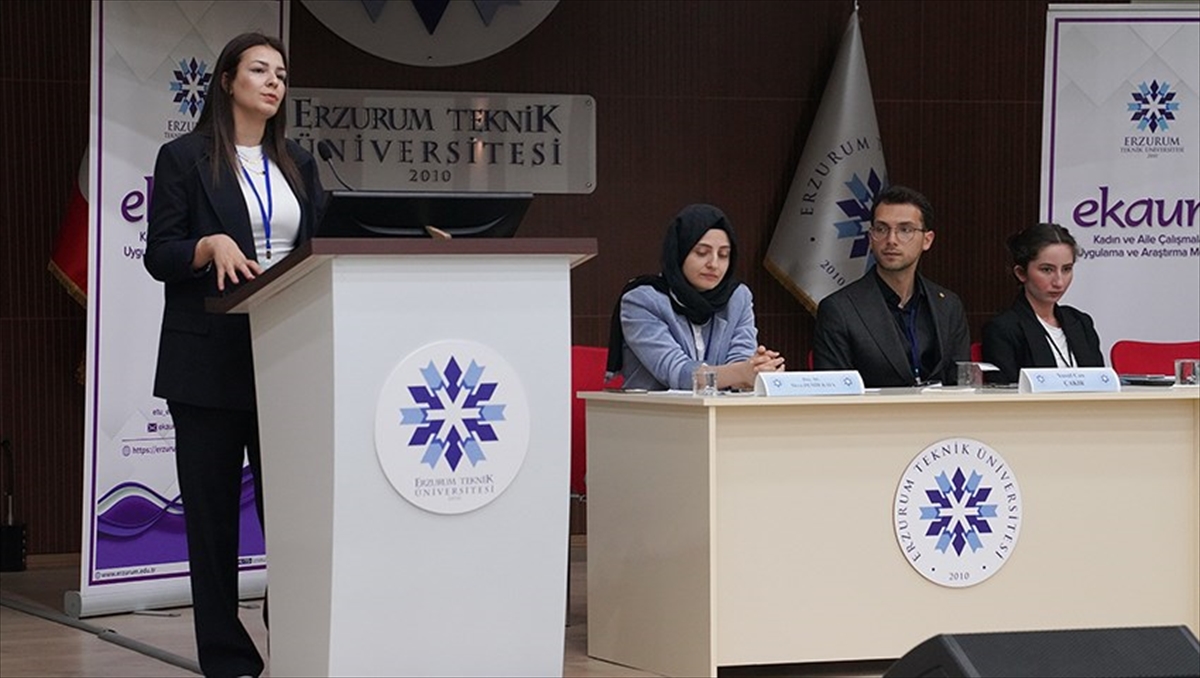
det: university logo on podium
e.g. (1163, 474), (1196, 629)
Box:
(893, 438), (1023, 588)
(375, 340), (530, 514)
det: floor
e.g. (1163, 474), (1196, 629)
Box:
(0, 539), (658, 678)
(0, 541), (888, 678)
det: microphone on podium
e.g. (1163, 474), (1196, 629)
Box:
(315, 140), (452, 240)
(424, 225), (452, 240)
(316, 140), (354, 191)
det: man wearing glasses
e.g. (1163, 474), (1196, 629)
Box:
(812, 185), (970, 387)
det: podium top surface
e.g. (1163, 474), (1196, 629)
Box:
(208, 237), (597, 314)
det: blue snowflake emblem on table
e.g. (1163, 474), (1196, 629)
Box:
(833, 169), (885, 259)
(1128, 80), (1179, 133)
(169, 58), (211, 118)
(919, 467), (998, 556)
(396, 356), (506, 471)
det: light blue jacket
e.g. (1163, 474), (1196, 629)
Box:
(619, 283), (759, 390)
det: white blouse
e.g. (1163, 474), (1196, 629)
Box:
(235, 144), (301, 268)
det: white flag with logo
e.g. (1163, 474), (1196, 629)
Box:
(765, 10), (887, 314)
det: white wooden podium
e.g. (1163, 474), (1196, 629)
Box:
(213, 237), (596, 677)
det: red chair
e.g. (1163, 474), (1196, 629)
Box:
(1109, 340), (1200, 375)
(567, 346), (618, 624)
(570, 346), (618, 502)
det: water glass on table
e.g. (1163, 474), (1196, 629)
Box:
(693, 364), (718, 396)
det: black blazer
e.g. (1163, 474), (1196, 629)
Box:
(813, 269), (971, 387)
(982, 291), (1104, 384)
(144, 132), (325, 411)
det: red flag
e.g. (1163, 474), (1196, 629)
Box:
(49, 152), (89, 384)
(49, 152), (88, 306)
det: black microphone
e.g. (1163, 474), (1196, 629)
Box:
(316, 140), (354, 191)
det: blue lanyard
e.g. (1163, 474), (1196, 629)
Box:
(241, 150), (273, 260)
(903, 296), (921, 381)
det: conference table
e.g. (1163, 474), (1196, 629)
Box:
(581, 386), (1200, 677)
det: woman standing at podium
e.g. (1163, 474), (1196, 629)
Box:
(144, 32), (324, 678)
(982, 222), (1104, 384)
(606, 203), (784, 390)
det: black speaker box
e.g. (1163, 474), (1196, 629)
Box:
(883, 625), (1200, 678)
(0, 523), (26, 572)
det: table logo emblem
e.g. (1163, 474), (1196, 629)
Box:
(893, 437), (1022, 587)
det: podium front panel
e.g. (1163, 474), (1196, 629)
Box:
(250, 252), (573, 676)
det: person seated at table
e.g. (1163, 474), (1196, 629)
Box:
(606, 203), (784, 391)
(982, 222), (1104, 384)
(812, 185), (970, 387)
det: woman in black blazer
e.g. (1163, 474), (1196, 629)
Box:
(982, 223), (1104, 384)
(144, 32), (324, 678)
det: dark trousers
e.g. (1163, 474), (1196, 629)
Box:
(169, 401), (266, 678)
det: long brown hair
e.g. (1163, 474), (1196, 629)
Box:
(195, 32), (305, 199)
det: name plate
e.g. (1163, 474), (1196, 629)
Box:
(755, 370), (865, 397)
(1018, 367), (1121, 393)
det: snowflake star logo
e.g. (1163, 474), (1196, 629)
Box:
(169, 58), (211, 118)
(833, 169), (885, 259)
(376, 341), (529, 514)
(895, 438), (1020, 587)
(1128, 80), (1179, 133)
(919, 467), (998, 556)
(398, 356), (506, 472)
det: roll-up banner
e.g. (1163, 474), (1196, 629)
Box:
(71, 0), (285, 618)
(1041, 4), (1199, 359)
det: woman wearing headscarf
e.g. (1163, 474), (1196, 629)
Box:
(606, 204), (784, 390)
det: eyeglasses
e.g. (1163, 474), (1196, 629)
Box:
(867, 224), (926, 243)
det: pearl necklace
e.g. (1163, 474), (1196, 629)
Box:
(237, 151), (266, 175)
